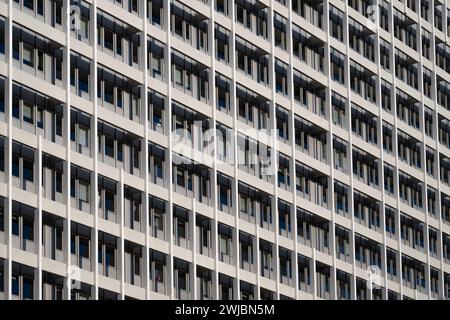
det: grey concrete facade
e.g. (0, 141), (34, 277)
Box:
(0, 0), (449, 300)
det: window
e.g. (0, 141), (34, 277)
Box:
(23, 103), (33, 124)
(202, 227), (208, 247)
(150, 1), (162, 26)
(262, 251), (271, 270)
(105, 191), (115, 212)
(104, 82), (114, 104)
(185, 71), (191, 91)
(104, 29), (114, 51)
(79, 19), (88, 39)
(133, 146), (139, 168)
(12, 97), (19, 119)
(54, 3), (62, 25)
(133, 201), (140, 222)
(23, 218), (33, 241)
(105, 136), (114, 157)
(153, 106), (162, 129)
(220, 235), (229, 255)
(152, 55), (161, 76)
(154, 158), (163, 179)
(155, 262), (164, 282)
(12, 154), (20, 177)
(56, 228), (62, 250)
(237, 51), (245, 71)
(134, 255), (140, 275)
(177, 219), (186, 239)
(78, 127), (88, 148)
(131, 0), (138, 12)
(176, 168), (185, 187)
(12, 275), (19, 296)
(0, 210), (4, 232)
(12, 215), (19, 236)
(220, 188), (228, 208)
(55, 58), (62, 80)
(132, 41), (138, 64)
(37, 108), (43, 128)
(216, 0), (226, 14)
(239, 195), (247, 214)
(117, 141), (123, 162)
(24, 0), (34, 10)
(117, 88), (123, 108)
(116, 35), (122, 55)
(0, 268), (3, 292)
(175, 66), (183, 86)
(236, 5), (244, 24)
(71, 234), (76, 254)
(154, 211), (164, 231)
(79, 69), (89, 93)
(56, 114), (62, 137)
(13, 38), (19, 60)
(106, 246), (115, 267)
(174, 16), (183, 36)
(79, 182), (89, 203)
(178, 270), (187, 290)
(217, 40), (225, 60)
(79, 237), (89, 258)
(22, 45), (34, 67)
(23, 159), (34, 182)
(37, 50), (44, 71)
(98, 243), (103, 263)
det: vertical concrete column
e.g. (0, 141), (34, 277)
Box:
(267, 0), (280, 300)
(62, 0), (72, 301)
(190, 200), (196, 299)
(91, 0), (99, 300)
(323, 0), (337, 300)
(118, 169), (125, 299)
(35, 135), (42, 299)
(428, 0), (447, 300)
(141, 0), (150, 300)
(3, 0), (13, 301)
(163, 0), (174, 300)
(207, 0), (220, 301)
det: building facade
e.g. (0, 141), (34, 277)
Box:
(0, 0), (449, 300)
